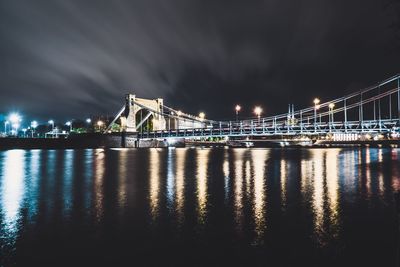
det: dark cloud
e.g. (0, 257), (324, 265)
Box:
(0, 0), (399, 121)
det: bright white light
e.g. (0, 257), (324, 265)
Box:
(167, 138), (177, 145)
(313, 98), (320, 105)
(31, 121), (38, 129)
(48, 120), (54, 124)
(235, 105), (241, 112)
(2, 150), (25, 242)
(254, 106), (262, 116)
(86, 118), (91, 123)
(8, 113), (21, 124)
(199, 112), (205, 120)
(65, 121), (71, 126)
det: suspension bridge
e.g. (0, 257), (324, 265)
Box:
(106, 74), (400, 147)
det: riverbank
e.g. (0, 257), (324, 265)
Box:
(0, 134), (120, 150)
(0, 134), (399, 150)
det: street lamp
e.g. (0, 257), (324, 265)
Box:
(9, 113), (22, 136)
(313, 98), (320, 132)
(235, 105), (241, 122)
(329, 103), (335, 131)
(65, 121), (72, 132)
(4, 121), (9, 135)
(329, 103), (335, 116)
(86, 118), (91, 124)
(199, 112), (205, 121)
(48, 120), (54, 138)
(97, 120), (104, 132)
(31, 121), (38, 137)
(22, 128), (27, 138)
(254, 106), (262, 122)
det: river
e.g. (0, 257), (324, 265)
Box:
(0, 147), (399, 266)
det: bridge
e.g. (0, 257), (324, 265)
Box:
(105, 74), (400, 146)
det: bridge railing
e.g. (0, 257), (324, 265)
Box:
(137, 118), (399, 139)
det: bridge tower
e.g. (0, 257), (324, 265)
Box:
(122, 94), (166, 132)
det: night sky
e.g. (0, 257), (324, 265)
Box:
(0, 0), (399, 121)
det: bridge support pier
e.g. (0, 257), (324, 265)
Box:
(122, 94), (166, 133)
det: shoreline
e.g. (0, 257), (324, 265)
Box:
(0, 134), (399, 150)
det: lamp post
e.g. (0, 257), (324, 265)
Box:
(329, 103), (335, 132)
(65, 121), (72, 132)
(97, 120), (104, 132)
(313, 98), (320, 132)
(48, 120), (54, 138)
(85, 118), (92, 133)
(31, 121), (38, 138)
(235, 105), (241, 122)
(9, 113), (22, 136)
(4, 121), (9, 135)
(199, 112), (205, 121)
(254, 106), (262, 123)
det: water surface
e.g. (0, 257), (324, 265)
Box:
(0, 148), (399, 266)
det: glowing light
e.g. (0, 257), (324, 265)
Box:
(199, 112), (205, 120)
(235, 105), (241, 112)
(8, 113), (21, 124)
(329, 103), (335, 109)
(8, 113), (22, 135)
(86, 118), (92, 123)
(31, 121), (38, 129)
(97, 120), (104, 127)
(313, 98), (320, 105)
(253, 106), (262, 117)
(65, 121), (71, 126)
(177, 110), (183, 116)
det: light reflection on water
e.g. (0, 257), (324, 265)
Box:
(1, 150), (25, 246)
(149, 149), (161, 221)
(326, 149), (339, 237)
(0, 147), (399, 266)
(233, 149), (244, 232)
(63, 150), (74, 217)
(280, 157), (287, 209)
(93, 149), (105, 222)
(196, 149), (210, 225)
(251, 149), (268, 243)
(175, 148), (186, 225)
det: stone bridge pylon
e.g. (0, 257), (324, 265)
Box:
(121, 94), (166, 132)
